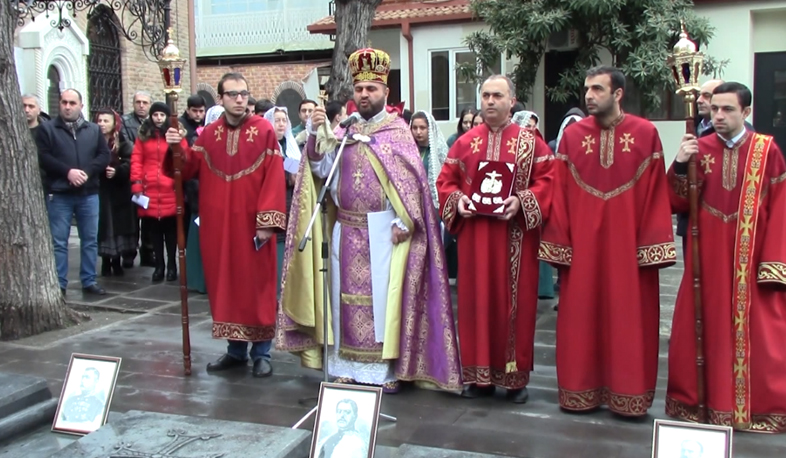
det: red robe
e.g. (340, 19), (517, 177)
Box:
(437, 123), (553, 389)
(174, 115), (286, 342)
(539, 113), (675, 415)
(666, 133), (786, 433)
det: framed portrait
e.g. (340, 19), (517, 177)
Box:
(651, 419), (733, 458)
(52, 353), (122, 436)
(309, 382), (383, 458)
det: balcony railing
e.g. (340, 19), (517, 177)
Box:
(196, 5), (333, 57)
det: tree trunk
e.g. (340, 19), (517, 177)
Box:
(326, 0), (383, 103)
(0, 2), (88, 340)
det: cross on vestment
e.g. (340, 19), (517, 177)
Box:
(620, 133), (635, 152)
(470, 137), (483, 154)
(214, 125), (224, 141)
(582, 135), (595, 154)
(701, 154), (715, 174)
(245, 126), (258, 142)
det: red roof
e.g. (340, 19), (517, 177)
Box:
(308, 0), (473, 34)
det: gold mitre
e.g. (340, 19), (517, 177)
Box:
(348, 48), (391, 86)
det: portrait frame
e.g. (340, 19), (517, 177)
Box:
(52, 353), (122, 436)
(651, 419), (733, 458)
(308, 382), (383, 458)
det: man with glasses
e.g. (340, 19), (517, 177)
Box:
(164, 72), (287, 379)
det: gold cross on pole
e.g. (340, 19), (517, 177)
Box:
(318, 90), (329, 107)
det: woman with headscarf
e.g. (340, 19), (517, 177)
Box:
(446, 107), (477, 148)
(264, 106), (301, 296)
(130, 102), (188, 282)
(511, 109), (554, 300)
(95, 109), (136, 276)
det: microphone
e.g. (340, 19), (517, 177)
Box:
(339, 113), (362, 128)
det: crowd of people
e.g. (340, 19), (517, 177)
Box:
(22, 44), (786, 433)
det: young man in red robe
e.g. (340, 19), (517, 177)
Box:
(538, 66), (676, 416)
(666, 82), (786, 432)
(437, 75), (554, 403)
(165, 73), (286, 378)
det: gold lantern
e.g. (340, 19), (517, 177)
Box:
(157, 28), (187, 98)
(666, 21), (705, 118)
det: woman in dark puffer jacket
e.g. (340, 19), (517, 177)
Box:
(130, 102), (187, 282)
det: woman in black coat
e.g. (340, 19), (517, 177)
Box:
(95, 109), (137, 276)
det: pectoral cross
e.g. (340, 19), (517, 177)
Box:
(214, 125), (224, 141)
(245, 126), (258, 143)
(620, 133), (635, 152)
(471, 137), (483, 154)
(582, 135), (595, 154)
(701, 154), (715, 174)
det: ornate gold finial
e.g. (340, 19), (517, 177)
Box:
(318, 90), (329, 107)
(672, 20), (697, 55)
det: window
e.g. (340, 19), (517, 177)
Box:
(429, 49), (502, 121)
(210, 0), (279, 14)
(621, 77), (685, 121)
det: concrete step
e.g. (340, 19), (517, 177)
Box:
(0, 398), (57, 443)
(0, 373), (52, 420)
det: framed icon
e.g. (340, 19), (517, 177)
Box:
(309, 382), (383, 458)
(52, 353), (122, 436)
(652, 419), (733, 458)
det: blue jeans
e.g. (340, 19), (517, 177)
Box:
(46, 193), (99, 290)
(226, 340), (272, 362)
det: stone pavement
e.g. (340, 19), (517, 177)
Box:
(0, 228), (785, 457)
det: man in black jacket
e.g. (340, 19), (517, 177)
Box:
(178, 94), (206, 238)
(36, 89), (110, 296)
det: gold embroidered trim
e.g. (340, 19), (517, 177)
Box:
(636, 242), (677, 267)
(340, 293), (373, 306)
(538, 241), (572, 266)
(666, 396), (786, 433)
(671, 174), (688, 199)
(444, 156), (467, 176)
(722, 132), (749, 191)
(535, 155), (554, 163)
(518, 189), (541, 230)
(442, 190), (462, 228)
(559, 387), (655, 416)
(566, 152), (663, 201)
(772, 172), (786, 185)
(193, 146), (279, 182)
(461, 366), (530, 390)
(338, 347), (384, 363)
(226, 128), (241, 157)
(757, 262), (786, 284)
(256, 211), (286, 230)
(702, 202), (738, 223)
(336, 209), (368, 228)
(600, 129), (614, 168)
(212, 322), (275, 342)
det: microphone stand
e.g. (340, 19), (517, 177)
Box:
(291, 118), (396, 429)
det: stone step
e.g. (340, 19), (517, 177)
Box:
(0, 373), (52, 420)
(0, 398), (57, 444)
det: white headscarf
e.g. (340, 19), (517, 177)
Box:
(410, 111), (449, 209)
(511, 110), (539, 128)
(204, 105), (225, 125)
(264, 106), (301, 162)
(556, 112), (584, 154)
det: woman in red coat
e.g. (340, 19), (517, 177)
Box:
(130, 102), (186, 282)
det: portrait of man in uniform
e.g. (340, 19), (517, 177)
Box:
(53, 354), (121, 435)
(309, 384), (382, 458)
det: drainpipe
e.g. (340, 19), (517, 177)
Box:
(402, 21), (415, 110)
(188, 0), (198, 93)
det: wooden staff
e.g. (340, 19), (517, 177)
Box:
(167, 93), (192, 376)
(680, 95), (706, 423)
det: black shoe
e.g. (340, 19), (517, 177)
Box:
(82, 284), (106, 295)
(166, 269), (178, 282)
(122, 257), (135, 268)
(553, 304), (559, 311)
(152, 268), (165, 282)
(61, 288), (66, 297)
(460, 384), (495, 399)
(507, 387), (529, 404)
(206, 354), (247, 372)
(252, 358), (273, 378)
(101, 257), (112, 277)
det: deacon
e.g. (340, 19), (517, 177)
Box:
(666, 82), (786, 432)
(277, 48), (462, 394)
(437, 75), (553, 403)
(164, 73), (286, 378)
(538, 66), (676, 416)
